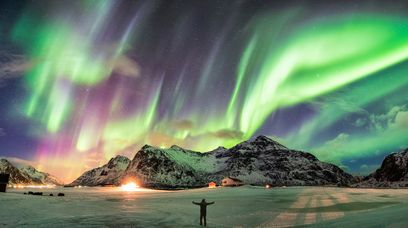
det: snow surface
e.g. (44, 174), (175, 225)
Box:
(1, 186), (408, 227)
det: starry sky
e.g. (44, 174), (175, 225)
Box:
(0, 0), (408, 182)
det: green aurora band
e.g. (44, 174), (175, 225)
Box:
(6, 1), (408, 173)
(236, 14), (408, 138)
(11, 1), (134, 133)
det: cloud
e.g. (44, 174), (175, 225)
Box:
(0, 128), (5, 137)
(147, 132), (185, 148)
(0, 50), (139, 86)
(367, 105), (407, 131)
(352, 105), (408, 131)
(310, 96), (367, 118)
(0, 52), (31, 79)
(211, 129), (243, 139)
(0, 51), (32, 87)
(323, 97), (366, 114)
(112, 55), (140, 78)
(313, 133), (350, 163)
(311, 105), (408, 165)
(391, 110), (408, 129)
(310, 132), (351, 168)
(172, 119), (194, 131)
(353, 118), (367, 127)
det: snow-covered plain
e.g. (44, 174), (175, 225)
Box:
(1, 186), (408, 227)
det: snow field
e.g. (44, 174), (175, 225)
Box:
(1, 186), (408, 227)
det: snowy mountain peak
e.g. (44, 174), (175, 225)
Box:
(73, 136), (356, 188)
(253, 135), (274, 142)
(70, 155), (131, 186)
(254, 135), (287, 150)
(354, 148), (408, 188)
(119, 136), (356, 188)
(251, 135), (287, 148)
(230, 135), (288, 152)
(170, 145), (184, 151)
(211, 146), (227, 152)
(0, 158), (62, 185)
(141, 144), (157, 151)
(0, 158), (11, 166)
(20, 165), (36, 173)
(109, 155), (130, 163)
(107, 155), (131, 170)
(0, 159), (31, 184)
(368, 148), (408, 182)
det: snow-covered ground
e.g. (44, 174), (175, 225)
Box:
(1, 186), (408, 227)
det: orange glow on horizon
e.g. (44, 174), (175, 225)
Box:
(121, 182), (139, 191)
(12, 184), (56, 189)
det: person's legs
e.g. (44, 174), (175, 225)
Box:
(200, 214), (203, 225)
(204, 215), (207, 226)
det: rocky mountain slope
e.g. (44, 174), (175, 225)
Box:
(0, 158), (62, 185)
(70, 155), (130, 186)
(355, 148), (408, 188)
(122, 145), (218, 188)
(121, 136), (356, 188)
(0, 159), (31, 184)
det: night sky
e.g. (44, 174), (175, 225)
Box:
(1, 0), (408, 182)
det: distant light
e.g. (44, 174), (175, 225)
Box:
(12, 185), (55, 189)
(208, 182), (217, 188)
(265, 184), (271, 189)
(121, 182), (139, 191)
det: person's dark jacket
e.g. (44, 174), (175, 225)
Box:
(192, 201), (215, 215)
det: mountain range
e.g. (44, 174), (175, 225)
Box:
(354, 148), (408, 188)
(69, 155), (130, 186)
(71, 135), (357, 188)
(5, 136), (407, 189)
(0, 158), (62, 186)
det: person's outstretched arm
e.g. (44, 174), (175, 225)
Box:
(192, 201), (200, 205)
(208, 201), (215, 205)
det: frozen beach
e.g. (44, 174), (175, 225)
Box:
(1, 186), (408, 227)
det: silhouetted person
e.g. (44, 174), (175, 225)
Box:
(192, 199), (215, 226)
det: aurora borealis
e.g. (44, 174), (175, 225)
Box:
(1, 0), (408, 182)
